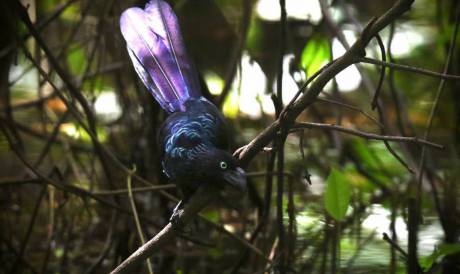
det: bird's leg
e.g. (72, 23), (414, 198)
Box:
(169, 187), (196, 230)
(169, 199), (184, 224)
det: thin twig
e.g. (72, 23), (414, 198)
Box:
(0, 235), (39, 274)
(332, 0), (415, 174)
(412, 4), (460, 273)
(383, 232), (408, 259)
(84, 211), (116, 274)
(275, 0), (287, 272)
(35, 0), (80, 32)
(386, 22), (411, 137)
(0, 119), (162, 227)
(13, 0), (119, 194)
(92, 185), (176, 196)
(237, 0), (417, 166)
(292, 122), (443, 149)
(371, 34), (387, 109)
(317, 97), (384, 128)
(8, 186), (47, 273)
(127, 166), (154, 274)
(358, 57), (460, 81)
(0, 177), (42, 186)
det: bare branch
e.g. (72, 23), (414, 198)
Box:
(292, 122), (443, 149)
(358, 57), (460, 81)
(92, 185), (176, 196)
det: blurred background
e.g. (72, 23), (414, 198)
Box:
(1, 0), (459, 273)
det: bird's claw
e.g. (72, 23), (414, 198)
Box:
(169, 200), (185, 229)
(169, 208), (184, 225)
(169, 208), (194, 234)
(233, 145), (247, 158)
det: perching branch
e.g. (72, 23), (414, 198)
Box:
(109, 187), (270, 274)
(109, 187), (236, 274)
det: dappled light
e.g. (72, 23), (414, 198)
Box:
(256, 0), (322, 23)
(1, 0), (460, 273)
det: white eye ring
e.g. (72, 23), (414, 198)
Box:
(220, 161), (228, 170)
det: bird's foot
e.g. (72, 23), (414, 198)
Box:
(170, 207), (194, 234)
(169, 208), (184, 224)
(233, 145), (248, 159)
(169, 200), (185, 229)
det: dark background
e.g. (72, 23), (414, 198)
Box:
(1, 0), (459, 273)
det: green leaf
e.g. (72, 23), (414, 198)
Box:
(66, 44), (87, 75)
(82, 75), (114, 96)
(61, 2), (82, 22)
(350, 139), (379, 170)
(342, 164), (374, 192)
(202, 210), (219, 223)
(38, 0), (61, 12)
(246, 17), (264, 54)
(54, 247), (64, 258)
(420, 243), (460, 271)
(349, 138), (406, 180)
(300, 35), (331, 77)
(324, 168), (351, 221)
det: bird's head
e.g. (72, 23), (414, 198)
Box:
(194, 148), (247, 192)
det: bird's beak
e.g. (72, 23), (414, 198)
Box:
(223, 167), (247, 192)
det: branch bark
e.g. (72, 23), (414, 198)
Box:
(109, 187), (215, 274)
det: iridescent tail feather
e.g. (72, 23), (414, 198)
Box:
(120, 0), (200, 113)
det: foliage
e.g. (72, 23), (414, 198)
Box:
(419, 244), (460, 271)
(1, 0), (460, 273)
(324, 168), (351, 221)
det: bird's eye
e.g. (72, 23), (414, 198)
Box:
(220, 161), (228, 170)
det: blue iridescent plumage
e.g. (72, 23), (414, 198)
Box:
(120, 0), (246, 214)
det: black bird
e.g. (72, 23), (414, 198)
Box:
(120, 0), (247, 219)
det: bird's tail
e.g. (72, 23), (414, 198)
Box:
(120, 0), (201, 113)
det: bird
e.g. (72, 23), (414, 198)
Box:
(119, 0), (247, 221)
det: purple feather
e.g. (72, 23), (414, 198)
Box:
(120, 0), (200, 112)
